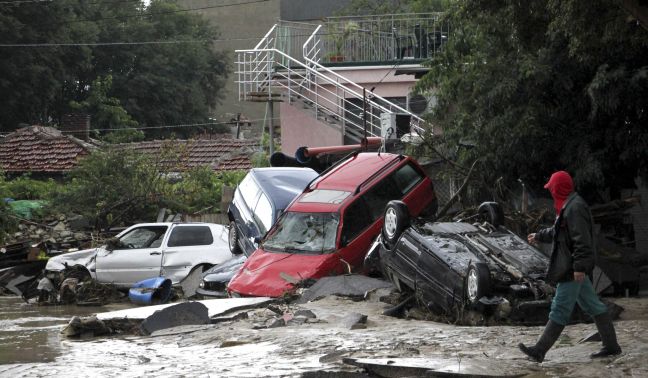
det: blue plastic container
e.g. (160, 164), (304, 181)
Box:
(128, 277), (172, 305)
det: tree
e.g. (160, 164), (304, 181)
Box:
(53, 147), (175, 230)
(0, 0), (228, 137)
(69, 75), (139, 133)
(416, 0), (648, 200)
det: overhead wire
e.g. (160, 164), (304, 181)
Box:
(52, 0), (270, 24)
(0, 31), (350, 47)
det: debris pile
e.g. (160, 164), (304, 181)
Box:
(7, 214), (97, 254)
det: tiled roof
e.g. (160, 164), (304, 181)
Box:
(117, 138), (259, 171)
(0, 126), (97, 173)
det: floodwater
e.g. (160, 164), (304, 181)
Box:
(1, 294), (646, 377)
(0, 296), (98, 365)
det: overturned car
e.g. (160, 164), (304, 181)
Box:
(367, 201), (555, 323)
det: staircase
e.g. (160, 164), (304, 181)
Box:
(236, 24), (426, 143)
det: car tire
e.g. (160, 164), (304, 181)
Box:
(228, 221), (242, 254)
(382, 200), (410, 248)
(478, 202), (504, 228)
(465, 262), (491, 306)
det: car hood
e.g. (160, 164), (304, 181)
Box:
(227, 249), (342, 297)
(202, 254), (247, 282)
(45, 247), (100, 272)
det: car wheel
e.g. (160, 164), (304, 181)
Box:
(228, 221), (242, 254)
(382, 200), (410, 247)
(465, 262), (491, 306)
(478, 202), (504, 228)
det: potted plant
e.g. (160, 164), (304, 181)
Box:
(329, 21), (359, 62)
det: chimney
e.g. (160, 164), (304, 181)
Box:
(60, 113), (91, 141)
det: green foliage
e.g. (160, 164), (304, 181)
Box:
(0, 174), (17, 243)
(53, 147), (173, 229)
(416, 0), (648, 198)
(0, 174), (60, 200)
(0, 0), (228, 137)
(101, 129), (146, 144)
(69, 75), (138, 133)
(170, 167), (245, 214)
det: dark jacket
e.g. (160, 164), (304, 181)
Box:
(536, 192), (596, 283)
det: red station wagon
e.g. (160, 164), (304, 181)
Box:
(227, 152), (437, 297)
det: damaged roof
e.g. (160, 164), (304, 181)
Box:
(0, 126), (97, 173)
(117, 139), (259, 171)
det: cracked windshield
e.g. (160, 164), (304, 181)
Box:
(263, 212), (339, 254)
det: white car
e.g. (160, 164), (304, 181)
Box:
(44, 222), (232, 289)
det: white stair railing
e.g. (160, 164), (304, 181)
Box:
(237, 24), (428, 140)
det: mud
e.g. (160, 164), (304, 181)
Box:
(1, 294), (647, 377)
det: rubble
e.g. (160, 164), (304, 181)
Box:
(7, 213), (96, 253)
(141, 302), (210, 335)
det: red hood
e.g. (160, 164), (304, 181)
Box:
(544, 170), (574, 215)
(227, 249), (342, 297)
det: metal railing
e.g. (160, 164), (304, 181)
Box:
(277, 14), (449, 64)
(302, 25), (425, 135)
(237, 21), (430, 140)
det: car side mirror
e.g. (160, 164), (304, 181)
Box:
(253, 236), (262, 244)
(340, 235), (348, 248)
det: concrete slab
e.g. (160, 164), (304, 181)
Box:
(140, 302), (210, 335)
(96, 297), (274, 320)
(343, 357), (527, 378)
(297, 274), (393, 304)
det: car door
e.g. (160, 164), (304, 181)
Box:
(95, 225), (168, 286)
(231, 174), (261, 254)
(388, 230), (421, 291)
(415, 236), (466, 312)
(160, 224), (232, 283)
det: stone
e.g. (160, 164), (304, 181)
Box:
(74, 232), (87, 240)
(67, 215), (90, 231)
(294, 309), (317, 319)
(340, 312), (367, 330)
(61, 316), (111, 338)
(59, 230), (73, 238)
(266, 317), (286, 328)
(53, 222), (67, 232)
(287, 316), (308, 326)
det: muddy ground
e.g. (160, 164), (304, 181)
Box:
(1, 292), (647, 377)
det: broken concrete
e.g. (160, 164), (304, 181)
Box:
(96, 297), (274, 321)
(297, 274), (393, 303)
(343, 357), (527, 378)
(140, 302), (210, 335)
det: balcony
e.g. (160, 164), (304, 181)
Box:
(276, 13), (449, 66)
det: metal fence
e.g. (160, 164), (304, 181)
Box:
(278, 13), (449, 65)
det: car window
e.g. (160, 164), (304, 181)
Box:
(254, 193), (273, 234)
(119, 226), (168, 249)
(238, 174), (261, 208)
(341, 198), (372, 243)
(364, 176), (402, 220)
(392, 163), (424, 194)
(167, 226), (214, 247)
(263, 212), (339, 254)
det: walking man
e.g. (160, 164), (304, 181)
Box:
(519, 171), (621, 362)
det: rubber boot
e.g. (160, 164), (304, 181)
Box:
(518, 320), (565, 363)
(591, 312), (622, 358)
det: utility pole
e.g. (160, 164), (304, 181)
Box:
(235, 113), (241, 139)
